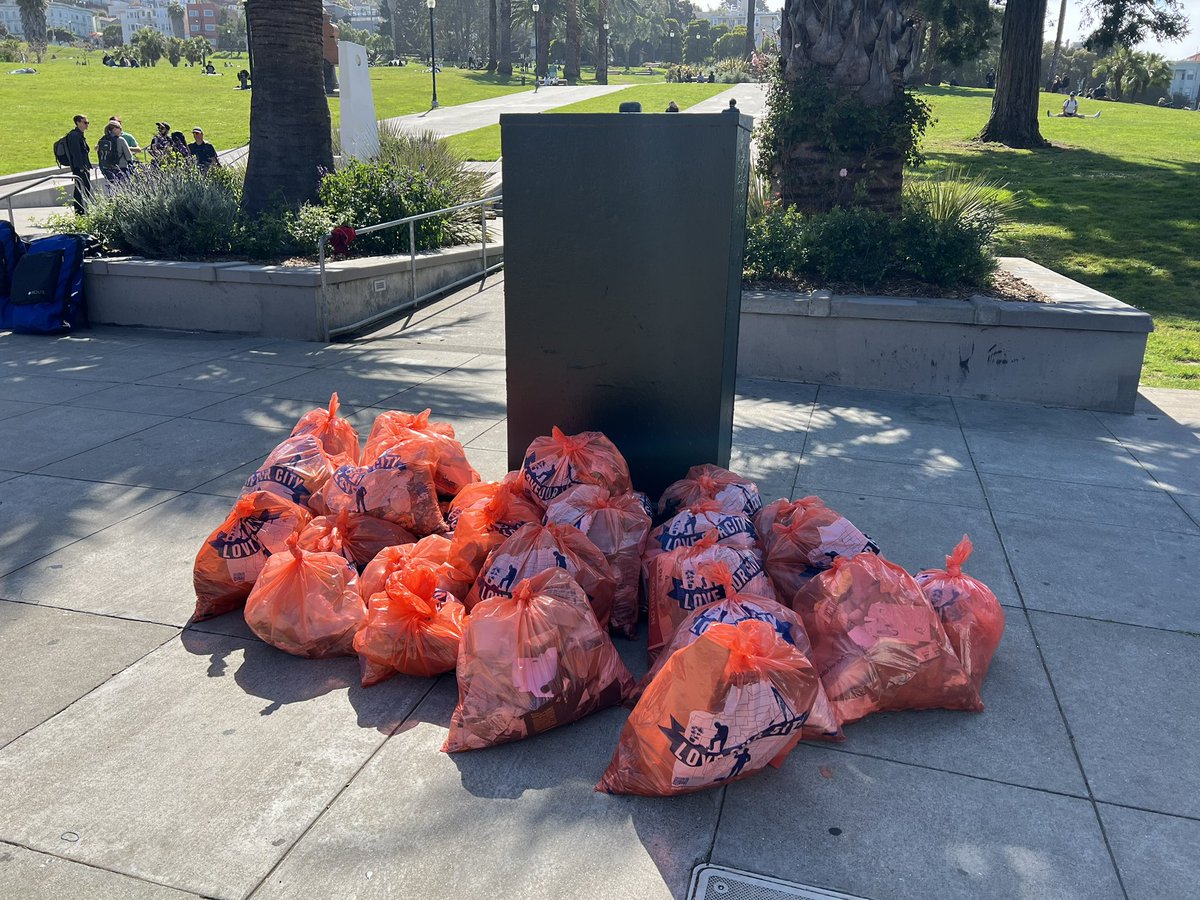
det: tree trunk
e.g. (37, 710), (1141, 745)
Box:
(596, 0), (608, 84)
(565, 0), (580, 82)
(744, 0), (756, 58)
(487, 0), (498, 72)
(977, 0), (1048, 147)
(498, 0), (512, 75)
(923, 21), (941, 84)
(536, 12), (549, 76)
(905, 21), (927, 84)
(1048, 0), (1067, 85)
(241, 0), (333, 215)
(776, 0), (919, 213)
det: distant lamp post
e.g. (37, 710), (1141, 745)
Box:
(427, 0), (438, 109)
(669, 30), (675, 65)
(532, 1), (540, 76)
(599, 21), (609, 85)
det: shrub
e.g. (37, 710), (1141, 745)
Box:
(712, 28), (747, 63)
(714, 56), (753, 83)
(71, 162), (240, 258)
(799, 206), (897, 285)
(744, 203), (804, 280)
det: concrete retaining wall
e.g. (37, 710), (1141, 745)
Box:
(737, 258), (1152, 413)
(84, 241), (503, 341)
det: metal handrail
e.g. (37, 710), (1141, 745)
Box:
(316, 194), (502, 342)
(2, 170), (81, 225)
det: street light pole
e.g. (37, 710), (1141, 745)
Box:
(669, 30), (675, 66)
(531, 1), (540, 78)
(598, 20), (608, 85)
(427, 0), (439, 109)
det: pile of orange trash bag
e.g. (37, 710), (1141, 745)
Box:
(544, 484), (652, 640)
(793, 551), (983, 724)
(597, 620), (819, 796)
(658, 464), (763, 520)
(633, 567), (841, 742)
(520, 427), (631, 507)
(240, 433), (334, 508)
(465, 522), (618, 629)
(193, 492), (311, 621)
(755, 496), (879, 604)
(243, 534), (366, 658)
(915, 535), (1005, 694)
(645, 530), (775, 663)
(642, 498), (759, 573)
(354, 563), (466, 685)
(291, 392), (360, 466)
(444, 569), (633, 752)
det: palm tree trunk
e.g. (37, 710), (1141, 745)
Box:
(487, 0), (498, 72)
(977, 0), (1048, 148)
(241, 0), (333, 215)
(1048, 0), (1067, 86)
(17, 0), (48, 63)
(498, 0), (512, 75)
(565, 0), (580, 82)
(744, 0), (756, 59)
(596, 0), (608, 84)
(923, 22), (941, 84)
(536, 13), (549, 76)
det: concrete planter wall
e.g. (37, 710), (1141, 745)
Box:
(84, 241), (502, 341)
(737, 258), (1152, 413)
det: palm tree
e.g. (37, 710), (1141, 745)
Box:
(1130, 51), (1171, 98)
(168, 1), (186, 39)
(1094, 45), (1135, 98)
(133, 26), (168, 65)
(596, 0), (608, 83)
(16, 0), (47, 63)
(241, 0), (333, 215)
(565, 0), (580, 81)
(498, 0), (513, 75)
(487, 0), (498, 71)
(771, 0), (921, 213)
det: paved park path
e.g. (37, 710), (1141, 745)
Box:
(380, 83), (632, 138)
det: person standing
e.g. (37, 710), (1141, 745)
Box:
(188, 127), (220, 173)
(65, 114), (93, 214)
(96, 121), (134, 188)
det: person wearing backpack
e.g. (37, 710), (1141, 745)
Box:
(63, 114), (93, 214)
(97, 121), (134, 188)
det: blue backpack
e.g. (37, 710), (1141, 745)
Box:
(1, 233), (87, 334)
(0, 219), (24, 301)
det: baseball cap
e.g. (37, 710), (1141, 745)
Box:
(192, 127), (203, 133)
(156, 121), (170, 130)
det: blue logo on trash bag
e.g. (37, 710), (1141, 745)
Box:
(522, 452), (578, 503)
(657, 512), (755, 552)
(688, 601), (795, 645)
(243, 465), (310, 505)
(211, 509), (280, 560)
(667, 574), (727, 611)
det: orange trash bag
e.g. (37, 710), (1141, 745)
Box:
(520, 426), (632, 508)
(465, 522), (619, 629)
(792, 552), (982, 725)
(544, 485), (652, 640)
(362, 409), (480, 498)
(915, 535), (1005, 694)
(298, 509), (416, 569)
(193, 491), (311, 622)
(658, 464), (763, 520)
(311, 448), (446, 536)
(596, 620), (820, 797)
(447, 473), (544, 583)
(634, 569), (841, 741)
(290, 392), (360, 466)
(354, 564), (466, 685)
(243, 534), (366, 658)
(756, 496), (879, 604)
(240, 433), (334, 509)
(358, 534), (471, 602)
(646, 530), (775, 663)
(642, 499), (759, 575)
(443, 568), (633, 752)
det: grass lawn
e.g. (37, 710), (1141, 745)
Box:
(915, 87), (1200, 388)
(446, 82), (728, 160)
(3, 47), (531, 177)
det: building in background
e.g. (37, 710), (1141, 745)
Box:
(107, 0), (174, 44)
(695, 5), (781, 49)
(1169, 52), (1200, 104)
(187, 0), (220, 46)
(0, 1), (98, 38)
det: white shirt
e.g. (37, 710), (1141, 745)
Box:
(1063, 97), (1079, 114)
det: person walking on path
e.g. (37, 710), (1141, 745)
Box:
(65, 114), (93, 214)
(97, 121), (134, 188)
(188, 127), (221, 173)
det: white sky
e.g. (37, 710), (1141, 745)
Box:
(692, 0), (1200, 60)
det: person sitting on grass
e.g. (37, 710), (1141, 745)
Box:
(1048, 90), (1098, 118)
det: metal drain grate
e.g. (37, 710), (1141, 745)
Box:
(688, 865), (869, 900)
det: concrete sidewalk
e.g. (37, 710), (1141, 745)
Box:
(381, 83), (632, 138)
(1, 278), (1198, 899)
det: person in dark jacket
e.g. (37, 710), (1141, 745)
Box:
(65, 114), (93, 214)
(97, 121), (134, 187)
(187, 127), (221, 173)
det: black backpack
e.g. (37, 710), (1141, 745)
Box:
(96, 134), (116, 171)
(53, 133), (71, 167)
